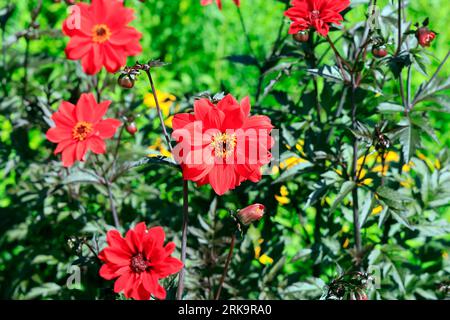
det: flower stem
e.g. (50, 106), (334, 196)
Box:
(176, 180), (189, 300)
(326, 36), (351, 82)
(144, 69), (173, 153)
(106, 181), (120, 229)
(214, 233), (236, 300)
(237, 7), (259, 67)
(350, 81), (362, 260)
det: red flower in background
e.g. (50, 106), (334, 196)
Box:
(284, 0), (350, 36)
(172, 95), (274, 196)
(62, 0), (142, 75)
(46, 93), (121, 167)
(99, 223), (183, 300)
(201, 0), (240, 10)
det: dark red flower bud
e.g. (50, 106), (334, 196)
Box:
(118, 74), (135, 89)
(372, 45), (388, 58)
(126, 122), (138, 135)
(293, 30), (310, 43)
(416, 27), (436, 47)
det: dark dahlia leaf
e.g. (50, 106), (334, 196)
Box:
(225, 55), (259, 66)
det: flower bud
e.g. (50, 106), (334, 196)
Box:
(237, 204), (265, 226)
(372, 45), (388, 58)
(126, 122), (138, 135)
(293, 30), (309, 43)
(416, 27), (436, 47)
(118, 74), (135, 89)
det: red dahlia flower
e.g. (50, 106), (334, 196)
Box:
(99, 223), (183, 300)
(172, 94), (274, 196)
(46, 93), (121, 167)
(284, 0), (350, 37)
(62, 0), (142, 75)
(201, 0), (240, 10)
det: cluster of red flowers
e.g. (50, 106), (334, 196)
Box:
(44, 0), (438, 300)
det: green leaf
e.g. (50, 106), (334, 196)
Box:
(272, 161), (313, 184)
(63, 170), (102, 185)
(398, 121), (420, 162)
(330, 181), (356, 212)
(377, 103), (404, 113)
(226, 55), (259, 66)
(307, 65), (345, 82)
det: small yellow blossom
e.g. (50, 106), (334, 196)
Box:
(164, 115), (174, 128)
(418, 152), (434, 170)
(279, 156), (308, 170)
(271, 166), (280, 175)
(144, 91), (176, 117)
(341, 224), (350, 233)
(343, 238), (350, 248)
(383, 151), (400, 163)
(400, 178), (414, 188)
(443, 251), (449, 259)
(275, 185), (290, 205)
(254, 246), (261, 258)
(371, 205), (383, 215)
(435, 159), (441, 170)
(259, 254), (274, 265)
(148, 137), (172, 158)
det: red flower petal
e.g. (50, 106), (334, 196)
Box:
(95, 119), (121, 139)
(87, 136), (106, 154)
(61, 143), (77, 167)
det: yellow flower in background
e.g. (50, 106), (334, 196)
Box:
(371, 205), (383, 215)
(259, 254), (274, 265)
(295, 139), (305, 155)
(402, 161), (414, 172)
(384, 151), (400, 163)
(279, 156), (308, 170)
(418, 152), (435, 170)
(342, 238), (349, 249)
(400, 177), (414, 188)
(357, 169), (373, 186)
(164, 115), (174, 128)
(275, 185), (290, 205)
(341, 224), (350, 234)
(435, 159), (441, 170)
(148, 137), (172, 158)
(443, 251), (449, 259)
(254, 240), (273, 265)
(144, 91), (176, 117)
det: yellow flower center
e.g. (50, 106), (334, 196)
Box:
(210, 133), (237, 159)
(91, 24), (112, 43)
(72, 121), (93, 141)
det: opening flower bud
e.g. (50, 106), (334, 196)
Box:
(237, 204), (265, 226)
(416, 27), (436, 47)
(372, 45), (388, 58)
(293, 30), (309, 43)
(126, 122), (138, 135)
(118, 74), (135, 89)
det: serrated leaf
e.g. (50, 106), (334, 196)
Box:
(330, 181), (355, 212)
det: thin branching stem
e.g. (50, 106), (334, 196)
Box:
(176, 180), (189, 300)
(214, 233), (236, 300)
